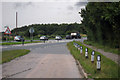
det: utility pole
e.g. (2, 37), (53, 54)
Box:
(16, 12), (17, 35)
(16, 12), (17, 28)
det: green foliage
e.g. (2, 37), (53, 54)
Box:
(67, 41), (120, 78)
(80, 2), (120, 49)
(10, 23), (86, 38)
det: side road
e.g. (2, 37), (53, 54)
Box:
(83, 43), (119, 64)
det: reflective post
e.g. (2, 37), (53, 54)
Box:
(75, 44), (77, 48)
(80, 46), (83, 54)
(91, 50), (95, 63)
(85, 48), (88, 58)
(97, 55), (101, 70)
(78, 45), (80, 51)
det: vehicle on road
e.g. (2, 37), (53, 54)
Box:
(71, 32), (81, 39)
(14, 36), (24, 41)
(55, 36), (62, 40)
(40, 36), (48, 40)
(66, 35), (72, 39)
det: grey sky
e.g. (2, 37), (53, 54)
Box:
(1, 0), (87, 32)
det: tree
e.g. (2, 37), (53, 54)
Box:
(80, 2), (120, 48)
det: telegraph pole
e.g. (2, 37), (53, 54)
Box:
(16, 12), (17, 35)
(16, 12), (17, 28)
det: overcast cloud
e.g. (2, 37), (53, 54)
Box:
(75, 2), (88, 7)
(14, 2), (33, 9)
(1, 1), (87, 32)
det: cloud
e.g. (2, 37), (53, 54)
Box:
(75, 2), (88, 7)
(67, 12), (73, 15)
(14, 2), (33, 9)
(67, 6), (74, 10)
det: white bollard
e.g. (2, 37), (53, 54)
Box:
(77, 45), (80, 50)
(91, 50), (95, 63)
(85, 48), (88, 58)
(97, 55), (101, 70)
(80, 46), (83, 54)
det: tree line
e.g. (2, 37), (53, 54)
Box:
(80, 2), (120, 49)
(2, 23), (86, 39)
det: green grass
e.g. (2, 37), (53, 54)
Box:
(1, 41), (42, 45)
(84, 40), (120, 55)
(67, 41), (120, 78)
(1, 49), (30, 64)
(80, 34), (87, 37)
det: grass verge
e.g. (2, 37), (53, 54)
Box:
(84, 40), (119, 55)
(80, 34), (87, 37)
(67, 41), (120, 78)
(1, 49), (30, 64)
(1, 41), (41, 45)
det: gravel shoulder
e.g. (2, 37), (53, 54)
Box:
(83, 43), (120, 64)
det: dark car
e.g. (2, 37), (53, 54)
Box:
(71, 32), (81, 39)
(66, 35), (72, 39)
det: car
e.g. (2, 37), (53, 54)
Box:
(66, 35), (72, 39)
(71, 32), (81, 39)
(55, 36), (62, 40)
(14, 36), (23, 41)
(40, 36), (48, 40)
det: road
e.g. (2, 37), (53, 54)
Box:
(1, 39), (76, 43)
(2, 38), (87, 78)
(2, 38), (87, 51)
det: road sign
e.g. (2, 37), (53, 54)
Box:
(4, 26), (8, 28)
(29, 27), (34, 42)
(4, 27), (11, 34)
(29, 27), (34, 33)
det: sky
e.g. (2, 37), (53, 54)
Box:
(1, 0), (88, 32)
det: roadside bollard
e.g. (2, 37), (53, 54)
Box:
(97, 55), (101, 70)
(73, 43), (76, 47)
(80, 46), (82, 53)
(78, 45), (80, 50)
(75, 44), (77, 47)
(91, 50), (95, 63)
(77, 44), (79, 50)
(85, 48), (88, 58)
(73, 43), (75, 46)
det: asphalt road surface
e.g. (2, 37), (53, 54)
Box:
(2, 38), (87, 51)
(2, 38), (87, 78)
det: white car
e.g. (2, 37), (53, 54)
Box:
(55, 36), (62, 40)
(40, 36), (48, 40)
(14, 36), (22, 41)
